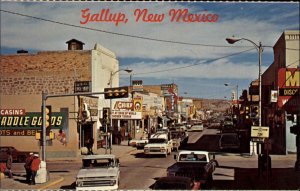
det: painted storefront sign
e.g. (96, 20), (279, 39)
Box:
(0, 109), (67, 136)
(277, 68), (300, 112)
(111, 110), (142, 119)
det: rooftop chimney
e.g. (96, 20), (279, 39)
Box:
(66, 39), (85, 50)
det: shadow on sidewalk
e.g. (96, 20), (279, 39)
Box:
(212, 167), (300, 190)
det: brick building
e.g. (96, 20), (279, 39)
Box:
(0, 40), (120, 159)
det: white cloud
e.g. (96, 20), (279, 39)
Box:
(126, 58), (267, 80)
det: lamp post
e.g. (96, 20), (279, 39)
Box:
(107, 69), (132, 150)
(226, 37), (263, 127)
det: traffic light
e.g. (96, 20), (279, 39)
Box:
(103, 108), (110, 122)
(251, 106), (259, 118)
(35, 131), (41, 140)
(45, 105), (52, 135)
(49, 131), (55, 140)
(245, 106), (250, 119)
(104, 87), (129, 99)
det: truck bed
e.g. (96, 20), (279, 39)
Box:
(167, 162), (209, 181)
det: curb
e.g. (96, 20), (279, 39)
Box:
(36, 177), (64, 190)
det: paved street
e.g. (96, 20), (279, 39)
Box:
(1, 130), (300, 190)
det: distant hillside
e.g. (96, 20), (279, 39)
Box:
(191, 98), (232, 112)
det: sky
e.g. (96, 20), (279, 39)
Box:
(1, 2), (299, 99)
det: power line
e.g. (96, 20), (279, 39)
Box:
(1, 9), (298, 50)
(134, 47), (257, 75)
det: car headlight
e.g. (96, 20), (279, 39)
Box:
(110, 180), (116, 186)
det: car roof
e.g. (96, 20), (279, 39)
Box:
(82, 154), (116, 160)
(179, 150), (209, 155)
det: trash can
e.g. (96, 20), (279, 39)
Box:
(35, 161), (49, 183)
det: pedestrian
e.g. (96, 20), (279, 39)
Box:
(127, 132), (132, 146)
(5, 150), (13, 178)
(117, 131), (122, 145)
(24, 152), (34, 183)
(57, 129), (67, 146)
(30, 154), (41, 185)
(87, 138), (94, 155)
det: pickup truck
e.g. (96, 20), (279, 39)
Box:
(144, 132), (172, 157)
(76, 154), (120, 191)
(167, 150), (218, 189)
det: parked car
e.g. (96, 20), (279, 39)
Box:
(189, 124), (204, 132)
(220, 123), (236, 134)
(219, 133), (240, 151)
(0, 146), (31, 163)
(152, 176), (200, 190)
(136, 138), (149, 149)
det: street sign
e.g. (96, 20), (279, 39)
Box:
(132, 80), (143, 92)
(74, 81), (91, 93)
(251, 126), (269, 138)
(252, 137), (265, 143)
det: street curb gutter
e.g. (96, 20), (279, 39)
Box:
(36, 177), (64, 190)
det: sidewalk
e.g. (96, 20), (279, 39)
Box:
(0, 140), (136, 190)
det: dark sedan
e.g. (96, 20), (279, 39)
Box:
(219, 133), (241, 151)
(0, 146), (31, 163)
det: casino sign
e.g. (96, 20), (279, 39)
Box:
(0, 109), (67, 136)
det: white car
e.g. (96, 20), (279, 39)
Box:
(189, 124), (204, 131)
(144, 133), (173, 157)
(76, 154), (120, 191)
(136, 138), (149, 149)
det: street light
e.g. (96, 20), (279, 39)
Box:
(105, 69), (133, 133)
(226, 37), (263, 127)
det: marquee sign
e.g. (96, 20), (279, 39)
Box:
(111, 110), (142, 119)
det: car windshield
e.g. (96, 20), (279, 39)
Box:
(148, 138), (167, 144)
(82, 158), (115, 168)
(179, 154), (207, 162)
(171, 132), (180, 139)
